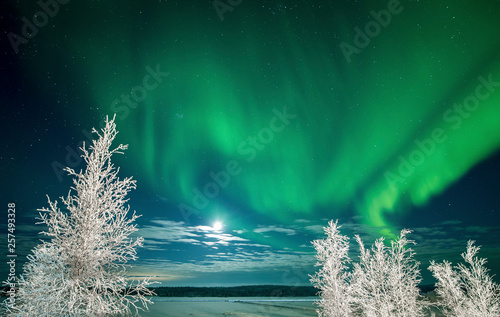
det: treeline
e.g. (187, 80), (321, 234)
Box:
(150, 285), (318, 297)
(0, 284), (437, 298)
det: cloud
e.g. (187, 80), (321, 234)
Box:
(205, 233), (248, 243)
(195, 225), (216, 232)
(413, 227), (446, 236)
(139, 220), (200, 244)
(233, 243), (271, 248)
(139, 220), (251, 249)
(141, 239), (172, 251)
(294, 219), (311, 223)
(142, 248), (315, 275)
(304, 225), (324, 234)
(254, 225), (297, 236)
(438, 220), (462, 226)
(465, 226), (491, 234)
(135, 220), (316, 283)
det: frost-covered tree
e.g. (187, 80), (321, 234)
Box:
(310, 220), (353, 317)
(310, 220), (428, 317)
(7, 116), (155, 316)
(428, 240), (500, 317)
(350, 229), (427, 317)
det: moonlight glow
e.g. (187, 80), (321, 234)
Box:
(213, 221), (223, 231)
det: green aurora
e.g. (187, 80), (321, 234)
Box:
(10, 0), (500, 240)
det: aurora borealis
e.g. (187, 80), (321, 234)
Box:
(2, 0), (500, 286)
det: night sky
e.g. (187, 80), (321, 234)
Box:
(1, 0), (500, 287)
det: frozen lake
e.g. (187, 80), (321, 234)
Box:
(1, 297), (444, 316)
(138, 297), (319, 316)
(137, 297), (444, 317)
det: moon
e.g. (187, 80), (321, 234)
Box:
(213, 221), (223, 231)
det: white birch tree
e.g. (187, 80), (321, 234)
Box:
(7, 116), (155, 316)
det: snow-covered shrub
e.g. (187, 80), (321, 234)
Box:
(350, 229), (426, 317)
(6, 116), (155, 316)
(310, 220), (428, 317)
(428, 240), (500, 317)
